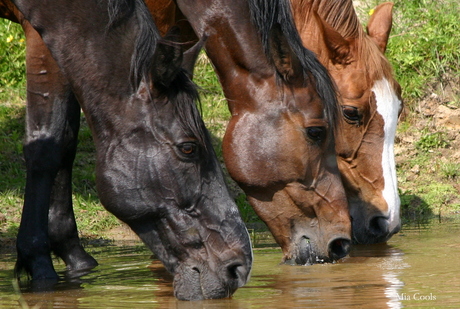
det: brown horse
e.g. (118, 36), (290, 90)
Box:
(152, 0), (352, 265)
(2, 0), (352, 266)
(291, 0), (402, 244)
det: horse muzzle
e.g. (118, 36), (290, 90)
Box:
(284, 234), (351, 265)
(173, 258), (251, 300)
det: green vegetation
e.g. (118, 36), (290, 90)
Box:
(415, 130), (449, 151)
(1, 0), (460, 239)
(0, 20), (25, 103)
(386, 0), (460, 108)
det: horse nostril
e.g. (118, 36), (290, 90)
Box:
(369, 216), (390, 236)
(227, 262), (248, 287)
(329, 238), (351, 261)
(191, 266), (200, 274)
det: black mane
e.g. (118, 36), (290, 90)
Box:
(107, 0), (158, 89)
(248, 0), (339, 130)
(106, 0), (206, 146)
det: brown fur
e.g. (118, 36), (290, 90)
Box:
(294, 0), (395, 83)
(292, 0), (402, 244)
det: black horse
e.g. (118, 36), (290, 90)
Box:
(9, 0), (252, 300)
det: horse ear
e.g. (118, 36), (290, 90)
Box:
(319, 16), (352, 65)
(152, 27), (183, 87)
(366, 2), (394, 53)
(269, 24), (302, 83)
(182, 34), (207, 79)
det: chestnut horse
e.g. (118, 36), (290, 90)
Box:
(291, 0), (402, 244)
(159, 0), (352, 265)
(2, 0), (352, 266)
(5, 0), (252, 300)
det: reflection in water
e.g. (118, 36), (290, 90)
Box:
(383, 272), (404, 309)
(1, 217), (460, 308)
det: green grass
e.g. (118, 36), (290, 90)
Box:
(415, 130), (449, 151)
(0, 20), (25, 103)
(385, 0), (459, 108)
(356, 0), (460, 108)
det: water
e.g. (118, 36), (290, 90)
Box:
(1, 217), (460, 308)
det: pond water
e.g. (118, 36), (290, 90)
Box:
(1, 217), (460, 308)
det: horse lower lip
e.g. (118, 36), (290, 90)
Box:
(295, 236), (313, 265)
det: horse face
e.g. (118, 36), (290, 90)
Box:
(223, 82), (351, 265)
(334, 66), (402, 244)
(293, 1), (402, 244)
(96, 91), (252, 300)
(326, 3), (402, 244)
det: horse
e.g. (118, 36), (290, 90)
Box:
(148, 0), (402, 246)
(155, 0), (353, 265)
(291, 0), (402, 244)
(3, 0), (352, 266)
(5, 0), (252, 300)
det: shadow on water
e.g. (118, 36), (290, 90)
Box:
(400, 193), (435, 225)
(1, 216), (460, 308)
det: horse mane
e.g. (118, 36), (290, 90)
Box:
(106, 0), (206, 146)
(309, 0), (394, 81)
(247, 0), (339, 131)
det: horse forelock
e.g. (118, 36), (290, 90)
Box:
(106, 0), (159, 90)
(165, 73), (208, 150)
(247, 0), (340, 131)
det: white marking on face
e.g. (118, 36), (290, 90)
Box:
(372, 78), (401, 232)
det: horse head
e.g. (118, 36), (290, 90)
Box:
(95, 31), (253, 301)
(293, 0), (402, 244)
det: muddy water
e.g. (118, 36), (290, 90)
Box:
(1, 217), (460, 308)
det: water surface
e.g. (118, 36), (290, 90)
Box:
(1, 217), (459, 308)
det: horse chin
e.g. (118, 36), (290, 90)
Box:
(351, 215), (400, 245)
(172, 264), (237, 301)
(352, 224), (400, 245)
(348, 197), (400, 244)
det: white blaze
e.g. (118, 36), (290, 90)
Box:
(372, 78), (401, 232)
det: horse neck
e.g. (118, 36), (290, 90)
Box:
(15, 0), (144, 138)
(176, 0), (276, 113)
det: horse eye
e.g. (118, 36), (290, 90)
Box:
(342, 106), (360, 123)
(306, 126), (326, 142)
(178, 142), (197, 155)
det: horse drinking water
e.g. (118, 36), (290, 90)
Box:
(291, 0), (402, 244)
(157, 0), (353, 265)
(8, 0), (252, 300)
(4, 0), (352, 267)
